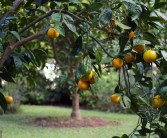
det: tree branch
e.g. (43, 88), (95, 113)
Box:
(0, 31), (45, 67)
(19, 9), (85, 34)
(0, 0), (23, 24)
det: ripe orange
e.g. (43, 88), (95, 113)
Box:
(81, 71), (93, 81)
(5, 96), (14, 104)
(89, 76), (95, 84)
(124, 53), (136, 63)
(129, 31), (134, 39)
(143, 50), (157, 63)
(133, 44), (145, 52)
(112, 58), (123, 69)
(111, 94), (121, 104)
(77, 79), (89, 90)
(47, 28), (59, 38)
(153, 95), (165, 108)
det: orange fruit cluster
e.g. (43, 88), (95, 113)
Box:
(77, 71), (95, 90)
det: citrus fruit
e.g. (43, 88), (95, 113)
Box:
(5, 96), (14, 104)
(81, 71), (93, 81)
(47, 28), (59, 38)
(77, 79), (89, 90)
(133, 44), (145, 52)
(124, 53), (136, 63)
(143, 50), (157, 63)
(112, 58), (123, 69)
(129, 31), (134, 39)
(153, 95), (165, 108)
(111, 94), (121, 104)
(89, 76), (95, 84)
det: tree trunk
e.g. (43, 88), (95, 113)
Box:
(71, 90), (82, 120)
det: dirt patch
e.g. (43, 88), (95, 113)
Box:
(31, 117), (120, 128)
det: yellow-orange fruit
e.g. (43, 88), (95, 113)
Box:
(5, 96), (14, 104)
(112, 58), (123, 69)
(81, 71), (93, 81)
(111, 94), (121, 104)
(153, 95), (165, 108)
(143, 50), (157, 63)
(129, 31), (134, 39)
(47, 28), (59, 38)
(133, 44), (145, 52)
(124, 53), (136, 63)
(89, 76), (95, 84)
(77, 79), (89, 90)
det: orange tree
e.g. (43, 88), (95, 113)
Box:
(0, 0), (167, 137)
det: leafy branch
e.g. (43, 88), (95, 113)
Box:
(0, 31), (45, 67)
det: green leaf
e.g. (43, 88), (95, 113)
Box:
(124, 1), (142, 20)
(121, 134), (129, 138)
(75, 63), (88, 83)
(143, 32), (160, 45)
(154, 2), (167, 9)
(71, 35), (82, 56)
(119, 31), (129, 52)
(51, 13), (61, 22)
(160, 60), (167, 75)
(10, 31), (20, 41)
(115, 20), (131, 30)
(123, 0), (136, 4)
(0, 92), (7, 111)
(63, 14), (76, 33)
(134, 40), (151, 46)
(161, 50), (167, 61)
(35, 0), (49, 6)
(138, 128), (153, 136)
(95, 48), (103, 63)
(13, 55), (23, 69)
(89, 2), (103, 12)
(55, 23), (65, 36)
(99, 8), (112, 27)
(29, 51), (39, 67)
(138, 96), (150, 106)
(0, 72), (15, 82)
(121, 95), (131, 109)
(27, 76), (36, 90)
(0, 43), (3, 52)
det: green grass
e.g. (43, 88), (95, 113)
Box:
(0, 105), (138, 138)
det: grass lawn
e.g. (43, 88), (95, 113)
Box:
(0, 105), (138, 138)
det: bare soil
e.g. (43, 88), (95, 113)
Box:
(31, 117), (120, 128)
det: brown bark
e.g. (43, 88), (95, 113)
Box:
(71, 90), (82, 120)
